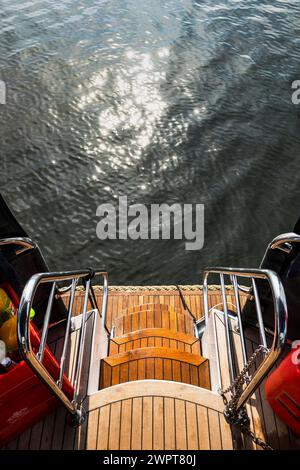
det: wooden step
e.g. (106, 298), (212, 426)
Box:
(113, 308), (195, 336)
(119, 303), (179, 317)
(86, 381), (232, 450)
(100, 347), (210, 390)
(109, 328), (201, 355)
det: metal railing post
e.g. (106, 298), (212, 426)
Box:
(37, 282), (57, 362)
(17, 268), (109, 426)
(101, 273), (108, 329)
(73, 278), (91, 404)
(231, 275), (248, 367)
(220, 273), (235, 382)
(58, 278), (77, 388)
(251, 278), (267, 349)
(202, 267), (288, 413)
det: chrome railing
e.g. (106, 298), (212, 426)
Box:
(0, 236), (38, 255)
(0, 237), (78, 296)
(269, 232), (300, 254)
(17, 269), (108, 425)
(201, 267), (287, 412)
(259, 232), (300, 267)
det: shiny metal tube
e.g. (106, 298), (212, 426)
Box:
(100, 272), (108, 328)
(17, 269), (108, 424)
(259, 233), (300, 268)
(231, 275), (248, 366)
(251, 278), (267, 348)
(202, 266), (287, 412)
(237, 269), (287, 409)
(202, 271), (210, 328)
(57, 278), (77, 387)
(269, 232), (300, 252)
(0, 237), (37, 255)
(37, 282), (57, 362)
(72, 278), (90, 403)
(220, 273), (235, 382)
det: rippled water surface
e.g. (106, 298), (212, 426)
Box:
(0, 0), (300, 284)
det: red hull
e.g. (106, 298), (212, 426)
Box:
(0, 284), (74, 447)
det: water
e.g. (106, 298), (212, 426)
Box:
(0, 0), (300, 284)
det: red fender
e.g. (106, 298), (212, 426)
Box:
(265, 342), (300, 436)
(0, 284), (74, 447)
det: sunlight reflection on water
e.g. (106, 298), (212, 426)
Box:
(0, 0), (300, 283)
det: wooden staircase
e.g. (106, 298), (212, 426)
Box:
(113, 303), (195, 335)
(100, 302), (210, 390)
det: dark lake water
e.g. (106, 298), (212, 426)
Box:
(0, 0), (300, 284)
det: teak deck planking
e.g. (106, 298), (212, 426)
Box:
(2, 287), (299, 450)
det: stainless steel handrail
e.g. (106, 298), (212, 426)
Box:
(0, 237), (37, 255)
(101, 272), (109, 330)
(0, 236), (51, 275)
(0, 237), (80, 298)
(260, 232), (300, 262)
(17, 269), (108, 425)
(269, 232), (300, 252)
(202, 267), (287, 412)
(220, 273), (235, 382)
